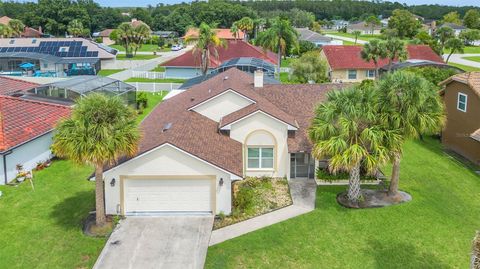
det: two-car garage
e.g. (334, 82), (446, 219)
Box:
(121, 177), (215, 215)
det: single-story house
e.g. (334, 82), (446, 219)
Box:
(0, 93), (70, 184)
(295, 28), (342, 47)
(93, 29), (115, 45)
(440, 72), (480, 165)
(182, 28), (245, 40)
(346, 21), (382, 35)
(160, 40), (277, 79)
(320, 45), (444, 83)
(0, 16), (44, 38)
(0, 38), (117, 77)
(152, 31), (178, 38)
(101, 68), (345, 215)
(438, 23), (467, 37)
(324, 20), (349, 31)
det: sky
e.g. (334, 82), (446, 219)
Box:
(14, 0), (480, 7)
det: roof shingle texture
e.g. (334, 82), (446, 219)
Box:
(0, 96), (71, 152)
(445, 72), (480, 98)
(0, 76), (39, 96)
(323, 45), (444, 70)
(183, 28), (245, 40)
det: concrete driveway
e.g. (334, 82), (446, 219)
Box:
(93, 215), (213, 269)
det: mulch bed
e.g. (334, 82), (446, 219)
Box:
(83, 212), (114, 237)
(337, 189), (412, 209)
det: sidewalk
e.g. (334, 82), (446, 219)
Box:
(444, 53), (480, 68)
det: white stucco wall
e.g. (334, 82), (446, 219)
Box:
(192, 90), (254, 122)
(103, 144), (233, 215)
(0, 133), (54, 185)
(229, 112), (290, 179)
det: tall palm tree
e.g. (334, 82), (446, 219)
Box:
(230, 23), (239, 41)
(384, 38), (408, 72)
(235, 17), (254, 40)
(309, 85), (401, 204)
(253, 18), (266, 39)
(377, 71), (445, 197)
(67, 19), (84, 37)
(256, 17), (298, 74)
(8, 19), (24, 37)
(185, 22), (225, 76)
(361, 39), (387, 78)
(132, 23), (151, 56)
(0, 24), (13, 38)
(352, 30), (361, 45)
(113, 22), (135, 56)
(52, 94), (140, 226)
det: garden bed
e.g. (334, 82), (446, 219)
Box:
(315, 167), (385, 185)
(213, 177), (292, 230)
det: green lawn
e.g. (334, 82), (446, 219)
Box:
(206, 138), (480, 268)
(449, 62), (480, 71)
(0, 160), (104, 269)
(97, 69), (125, 76)
(110, 44), (171, 52)
(151, 65), (166, 72)
(136, 91), (167, 124)
(326, 32), (381, 42)
(462, 56), (480, 63)
(125, 77), (186, 83)
(116, 54), (159, 60)
(279, 72), (298, 84)
(445, 46), (480, 54)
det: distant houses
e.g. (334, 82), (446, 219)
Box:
(346, 21), (382, 35)
(295, 28), (342, 47)
(0, 16), (44, 38)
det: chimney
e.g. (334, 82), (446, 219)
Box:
(254, 70), (263, 88)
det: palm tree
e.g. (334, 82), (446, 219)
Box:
(352, 30), (361, 45)
(377, 71), (445, 197)
(384, 38), (408, 72)
(132, 23), (151, 56)
(445, 37), (464, 63)
(256, 17), (299, 74)
(67, 19), (84, 37)
(361, 39), (387, 78)
(52, 94), (140, 226)
(309, 85), (400, 204)
(185, 22), (225, 76)
(8, 19), (24, 37)
(230, 23), (239, 41)
(235, 17), (254, 40)
(112, 22), (135, 57)
(253, 18), (266, 39)
(0, 24), (13, 38)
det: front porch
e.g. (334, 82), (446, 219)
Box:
(290, 152), (316, 180)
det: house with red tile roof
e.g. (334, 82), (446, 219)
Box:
(183, 28), (245, 41)
(101, 68), (347, 215)
(0, 76), (39, 96)
(0, 96), (70, 184)
(320, 45), (444, 83)
(161, 40), (277, 79)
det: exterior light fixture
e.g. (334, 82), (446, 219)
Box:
(219, 178), (224, 186)
(110, 178), (116, 187)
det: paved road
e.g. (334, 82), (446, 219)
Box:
(444, 53), (480, 68)
(325, 34), (367, 45)
(93, 215), (213, 269)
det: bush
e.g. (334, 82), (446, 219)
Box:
(298, 40), (317, 55)
(234, 185), (256, 215)
(290, 50), (328, 83)
(136, 92), (148, 110)
(404, 66), (457, 88)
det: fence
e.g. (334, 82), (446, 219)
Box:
(131, 70), (166, 79)
(127, 82), (182, 92)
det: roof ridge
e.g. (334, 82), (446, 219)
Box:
(0, 95), (71, 110)
(0, 76), (40, 86)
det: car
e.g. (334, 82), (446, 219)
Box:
(171, 44), (183, 51)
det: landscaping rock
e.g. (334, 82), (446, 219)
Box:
(336, 189), (412, 209)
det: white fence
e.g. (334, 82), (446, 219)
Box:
(127, 82), (182, 92)
(131, 70), (165, 79)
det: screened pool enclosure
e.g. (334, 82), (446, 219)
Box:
(29, 76), (136, 105)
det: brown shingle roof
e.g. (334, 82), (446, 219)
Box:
(440, 72), (480, 98)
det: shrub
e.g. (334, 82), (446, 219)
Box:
(234, 185), (256, 215)
(403, 67), (457, 88)
(136, 92), (148, 110)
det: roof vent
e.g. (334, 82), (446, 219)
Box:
(162, 123), (172, 132)
(224, 76), (229, 80)
(190, 97), (195, 102)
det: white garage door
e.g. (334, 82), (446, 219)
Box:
(123, 178), (213, 215)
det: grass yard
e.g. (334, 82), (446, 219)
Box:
(462, 56), (480, 63)
(206, 137), (480, 268)
(97, 69), (125, 76)
(116, 54), (159, 60)
(326, 32), (380, 42)
(279, 72), (298, 84)
(0, 160), (104, 269)
(151, 65), (166, 72)
(136, 91), (167, 124)
(449, 62), (480, 71)
(445, 46), (480, 54)
(125, 77), (186, 83)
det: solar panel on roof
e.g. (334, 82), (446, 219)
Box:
(92, 52), (98, 57)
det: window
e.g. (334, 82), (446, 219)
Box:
(32, 39), (37, 44)
(366, 70), (375, 78)
(457, 93), (468, 112)
(348, 70), (357, 80)
(247, 147), (274, 169)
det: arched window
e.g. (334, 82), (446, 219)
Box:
(245, 130), (276, 170)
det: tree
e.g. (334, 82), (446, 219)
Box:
(388, 9), (421, 38)
(443, 11), (462, 25)
(256, 17), (299, 74)
(8, 19), (24, 37)
(230, 23), (239, 41)
(459, 29), (480, 46)
(111, 22), (135, 56)
(310, 21), (322, 33)
(235, 17), (254, 40)
(377, 71), (445, 197)
(253, 18), (266, 39)
(464, 9), (480, 29)
(444, 38), (464, 63)
(384, 38), (407, 72)
(309, 85), (399, 204)
(297, 40), (316, 54)
(352, 30), (361, 45)
(51, 94), (140, 226)
(289, 8), (315, 28)
(185, 22), (225, 76)
(436, 26), (455, 51)
(67, 19), (87, 37)
(361, 39), (387, 78)
(365, 15), (380, 35)
(290, 51), (328, 83)
(131, 22), (151, 56)
(0, 24), (13, 38)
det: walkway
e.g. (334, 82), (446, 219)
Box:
(209, 178), (316, 246)
(325, 34), (367, 45)
(444, 53), (480, 68)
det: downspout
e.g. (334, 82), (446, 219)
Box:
(1, 150), (12, 185)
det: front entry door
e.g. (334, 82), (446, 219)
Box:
(290, 153), (315, 179)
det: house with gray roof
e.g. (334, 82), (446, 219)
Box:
(295, 28), (342, 47)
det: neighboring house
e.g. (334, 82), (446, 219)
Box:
(295, 28), (342, 47)
(0, 93), (70, 185)
(0, 38), (117, 77)
(440, 72), (480, 165)
(346, 21), (382, 35)
(438, 23), (467, 37)
(152, 31), (178, 38)
(320, 45), (444, 82)
(326, 20), (349, 30)
(182, 28), (245, 40)
(0, 16), (44, 38)
(93, 29), (115, 45)
(160, 40), (277, 79)
(101, 68), (346, 215)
